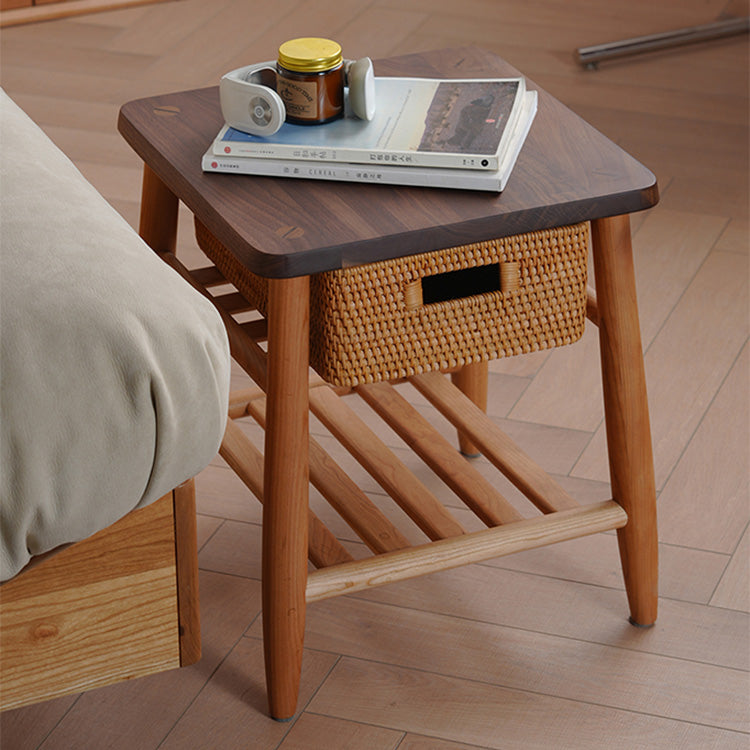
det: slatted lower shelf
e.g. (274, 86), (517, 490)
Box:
(167, 253), (626, 604)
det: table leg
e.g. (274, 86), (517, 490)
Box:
(450, 362), (489, 456)
(138, 164), (178, 256)
(262, 276), (310, 721)
(591, 215), (658, 627)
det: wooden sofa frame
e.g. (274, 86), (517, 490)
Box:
(0, 478), (200, 711)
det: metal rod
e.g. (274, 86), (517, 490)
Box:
(577, 17), (749, 67)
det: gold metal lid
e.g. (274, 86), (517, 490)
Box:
(277, 37), (343, 73)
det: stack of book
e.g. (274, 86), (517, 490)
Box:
(202, 76), (538, 192)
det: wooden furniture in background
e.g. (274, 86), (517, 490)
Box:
(0, 0), (175, 27)
(0, 479), (200, 711)
(118, 46), (660, 721)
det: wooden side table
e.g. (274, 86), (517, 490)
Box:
(119, 47), (660, 721)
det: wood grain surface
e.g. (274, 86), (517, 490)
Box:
(118, 47), (659, 277)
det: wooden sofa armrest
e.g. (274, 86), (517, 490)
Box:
(0, 479), (200, 711)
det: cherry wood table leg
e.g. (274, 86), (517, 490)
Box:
(450, 361), (489, 456)
(138, 163), (178, 255)
(591, 215), (658, 627)
(262, 275), (310, 721)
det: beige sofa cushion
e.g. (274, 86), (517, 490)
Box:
(0, 90), (230, 580)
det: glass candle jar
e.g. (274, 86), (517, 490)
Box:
(276, 37), (345, 125)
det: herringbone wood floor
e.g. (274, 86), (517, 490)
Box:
(1, 1), (748, 748)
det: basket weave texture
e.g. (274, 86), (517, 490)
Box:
(194, 219), (589, 387)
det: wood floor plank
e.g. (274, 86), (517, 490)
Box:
(715, 218), (749, 254)
(579, 108), (748, 179)
(624, 209), (728, 346)
(657, 342), (749, 553)
(308, 658), (749, 750)
(659, 172), (750, 220)
(711, 525), (750, 613)
(0, 694), (79, 750)
(506, 324), (604, 432)
(1, 34), (155, 79)
(198, 518), (263, 580)
(475, 524), (730, 606)
(158, 639), (337, 750)
(0, 15), (121, 47)
(70, 161), (143, 204)
(574, 250), (749, 487)
(69, 3), (151, 27)
(196, 463), (264, 524)
(103, 0), (230, 54)
(540, 72), (748, 127)
(399, 736), (496, 750)
(379, 0), (728, 29)
(342, 563), (749, 671)
(41, 124), (141, 168)
(278, 713), (403, 749)
(3, 92), (121, 132)
(195, 513), (222, 550)
(300, 596), (749, 730)
(486, 347), (551, 378)
(509, 207), (726, 431)
(239, 0), (375, 72)
(0, 65), (132, 106)
(136, 0), (302, 86)
(335, 5), (430, 60)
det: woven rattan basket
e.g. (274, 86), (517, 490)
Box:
(194, 219), (589, 387)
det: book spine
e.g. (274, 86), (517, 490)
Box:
(212, 141), (500, 171)
(201, 153), (502, 192)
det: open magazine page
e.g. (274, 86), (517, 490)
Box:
(214, 76), (526, 170)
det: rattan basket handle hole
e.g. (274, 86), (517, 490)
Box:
(404, 261), (521, 312)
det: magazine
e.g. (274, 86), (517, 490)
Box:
(212, 76), (528, 171)
(202, 91), (537, 192)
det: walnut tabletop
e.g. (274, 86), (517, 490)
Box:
(118, 47), (658, 278)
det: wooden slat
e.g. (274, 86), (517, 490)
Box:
(357, 382), (524, 526)
(162, 253), (268, 389)
(306, 501), (628, 603)
(227, 387), (263, 419)
(219, 418), (353, 569)
(239, 318), (268, 341)
(212, 291), (256, 315)
(243, 394), (411, 556)
(309, 384), (466, 542)
(410, 372), (579, 513)
(309, 439), (413, 554)
(190, 265), (227, 288)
